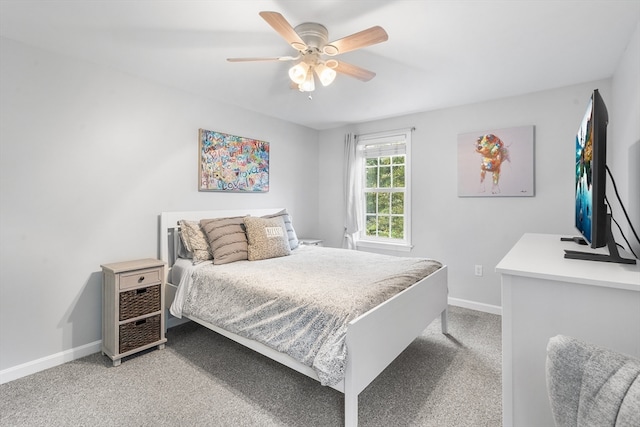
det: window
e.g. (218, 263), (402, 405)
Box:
(357, 129), (412, 251)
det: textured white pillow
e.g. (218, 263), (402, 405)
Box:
(178, 220), (212, 264)
(244, 216), (291, 261)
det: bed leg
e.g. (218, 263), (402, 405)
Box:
(441, 308), (448, 334)
(344, 390), (358, 427)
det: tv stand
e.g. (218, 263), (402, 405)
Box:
(564, 214), (636, 264)
(497, 233), (640, 427)
(560, 236), (587, 245)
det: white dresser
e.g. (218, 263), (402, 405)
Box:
(496, 233), (640, 427)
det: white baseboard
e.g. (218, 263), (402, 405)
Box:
(1, 301), (498, 385)
(0, 340), (102, 385)
(2, 315), (190, 385)
(448, 297), (502, 315)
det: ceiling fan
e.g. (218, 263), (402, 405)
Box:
(227, 11), (388, 92)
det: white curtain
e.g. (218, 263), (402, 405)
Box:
(343, 133), (362, 249)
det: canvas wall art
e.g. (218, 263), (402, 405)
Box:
(199, 129), (269, 192)
(457, 125), (534, 197)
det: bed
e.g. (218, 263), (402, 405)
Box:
(160, 209), (448, 427)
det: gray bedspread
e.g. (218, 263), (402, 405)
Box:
(175, 245), (442, 386)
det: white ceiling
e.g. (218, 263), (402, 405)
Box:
(1, 1), (639, 130)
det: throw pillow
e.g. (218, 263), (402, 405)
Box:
(262, 209), (299, 250)
(200, 216), (248, 265)
(178, 220), (212, 264)
(244, 216), (291, 261)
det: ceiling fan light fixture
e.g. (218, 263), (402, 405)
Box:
(232, 12), (388, 92)
(315, 62), (337, 86)
(288, 62), (309, 84)
(300, 71), (315, 92)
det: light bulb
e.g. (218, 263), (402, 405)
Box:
(314, 63), (337, 87)
(300, 71), (315, 92)
(288, 63), (308, 84)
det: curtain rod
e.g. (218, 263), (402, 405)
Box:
(356, 126), (415, 138)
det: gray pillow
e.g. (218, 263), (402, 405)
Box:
(262, 209), (299, 250)
(176, 232), (192, 259)
(200, 216), (248, 265)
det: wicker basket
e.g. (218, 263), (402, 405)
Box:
(119, 285), (160, 321)
(119, 314), (161, 353)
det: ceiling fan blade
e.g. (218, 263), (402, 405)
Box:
(259, 11), (307, 51)
(334, 61), (377, 82)
(227, 56), (298, 62)
(325, 26), (388, 55)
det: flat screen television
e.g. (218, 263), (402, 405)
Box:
(575, 89), (607, 247)
(564, 89), (635, 264)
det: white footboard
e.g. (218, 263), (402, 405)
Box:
(344, 265), (448, 427)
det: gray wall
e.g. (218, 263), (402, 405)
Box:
(317, 76), (638, 310)
(611, 21), (640, 256)
(315, 22), (639, 310)
(0, 38), (319, 371)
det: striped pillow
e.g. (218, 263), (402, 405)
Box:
(200, 216), (248, 265)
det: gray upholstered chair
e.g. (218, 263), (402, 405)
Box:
(546, 335), (640, 427)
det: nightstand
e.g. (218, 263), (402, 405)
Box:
(299, 238), (323, 246)
(101, 258), (167, 366)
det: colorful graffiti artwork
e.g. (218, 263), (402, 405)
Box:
(198, 129), (269, 192)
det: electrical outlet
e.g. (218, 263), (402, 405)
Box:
(475, 265), (483, 276)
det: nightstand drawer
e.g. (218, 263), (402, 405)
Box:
(119, 284), (161, 321)
(119, 267), (162, 290)
(119, 314), (161, 353)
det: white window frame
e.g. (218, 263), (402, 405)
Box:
(356, 128), (412, 252)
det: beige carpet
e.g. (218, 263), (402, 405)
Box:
(0, 305), (501, 426)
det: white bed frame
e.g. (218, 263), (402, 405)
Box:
(159, 209), (448, 427)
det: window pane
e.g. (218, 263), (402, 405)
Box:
(366, 167), (378, 188)
(366, 215), (377, 236)
(392, 155), (404, 165)
(391, 192), (404, 214)
(379, 166), (391, 187)
(393, 165), (405, 187)
(391, 216), (404, 239)
(377, 215), (390, 237)
(378, 192), (390, 214)
(366, 158), (378, 167)
(365, 192), (377, 214)
(379, 156), (391, 166)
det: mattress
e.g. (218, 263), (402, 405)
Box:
(169, 257), (195, 285)
(170, 245), (442, 386)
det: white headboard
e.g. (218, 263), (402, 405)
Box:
(159, 208), (285, 268)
